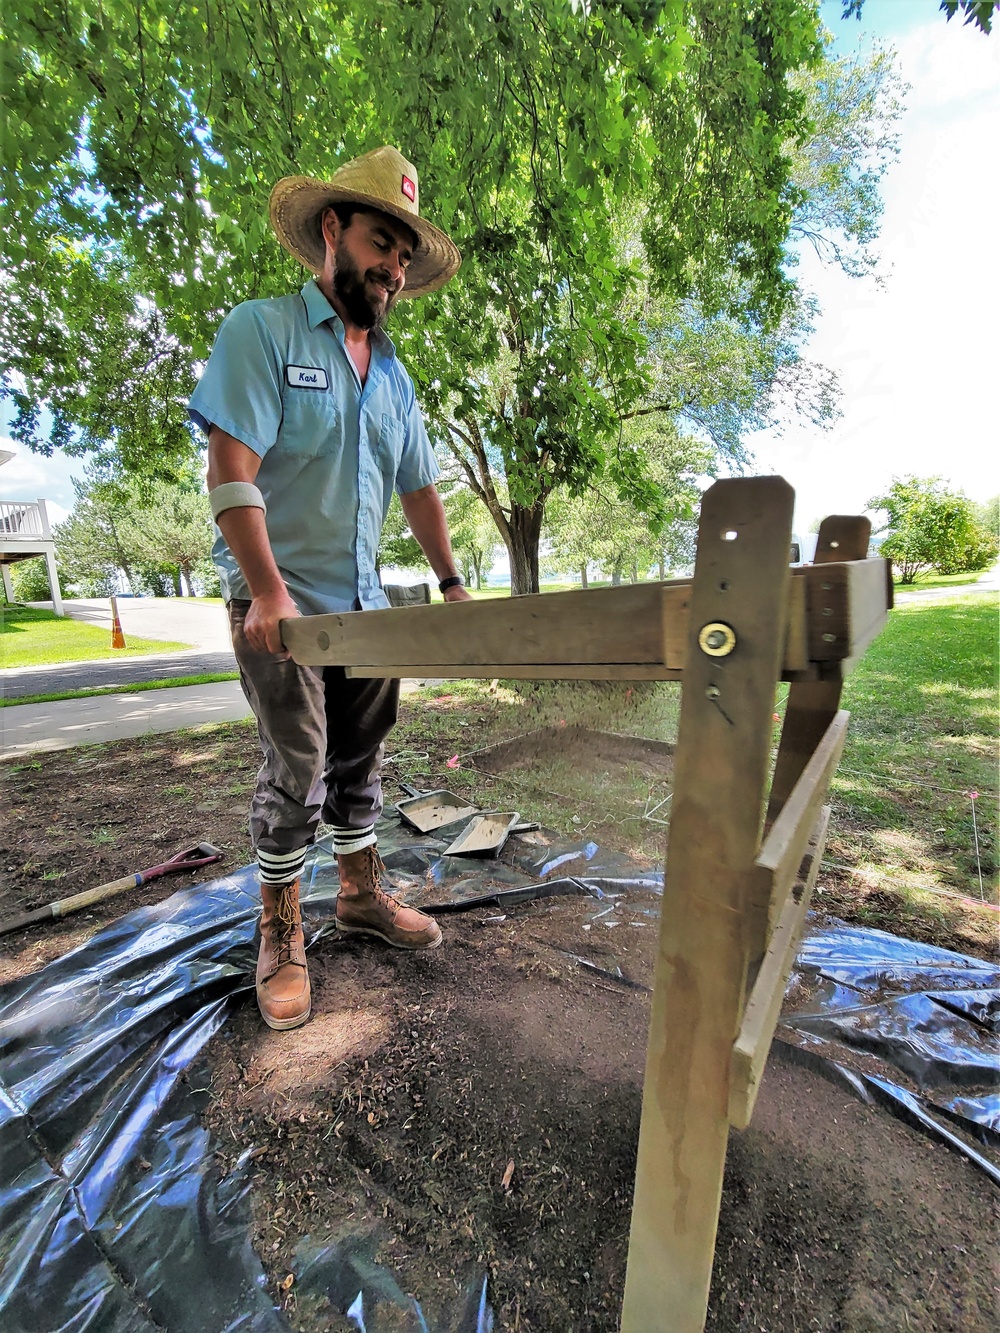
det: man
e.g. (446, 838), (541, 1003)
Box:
(189, 145), (472, 1032)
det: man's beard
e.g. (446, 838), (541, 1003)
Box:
(332, 245), (399, 330)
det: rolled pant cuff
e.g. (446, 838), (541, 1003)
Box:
(258, 846), (308, 885)
(329, 824), (378, 856)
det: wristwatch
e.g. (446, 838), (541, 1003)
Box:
(439, 575), (465, 594)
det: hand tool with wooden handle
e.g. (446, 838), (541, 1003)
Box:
(0, 843), (224, 938)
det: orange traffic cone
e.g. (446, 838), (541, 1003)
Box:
(110, 594), (127, 649)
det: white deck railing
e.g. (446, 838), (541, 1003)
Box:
(0, 499), (50, 541)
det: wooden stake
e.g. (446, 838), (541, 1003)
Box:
(620, 476), (794, 1332)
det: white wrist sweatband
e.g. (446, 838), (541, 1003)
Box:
(209, 482), (267, 520)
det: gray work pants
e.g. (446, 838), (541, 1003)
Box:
(228, 600), (399, 858)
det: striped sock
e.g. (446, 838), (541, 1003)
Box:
(257, 845), (308, 886)
(328, 823), (377, 856)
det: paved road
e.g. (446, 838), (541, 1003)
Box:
(1, 681), (254, 758)
(893, 579), (999, 603)
(3, 650), (238, 700)
(36, 596), (234, 650)
(0, 676), (435, 758)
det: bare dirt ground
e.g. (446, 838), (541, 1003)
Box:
(204, 901), (999, 1331)
(2, 706), (998, 1329)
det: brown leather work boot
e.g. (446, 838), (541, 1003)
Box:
(336, 845), (442, 950)
(256, 879), (311, 1030)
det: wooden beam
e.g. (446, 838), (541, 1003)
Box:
(756, 710), (849, 932)
(729, 805), (831, 1130)
(283, 571), (817, 679)
(282, 581), (691, 670)
(802, 557), (892, 665)
(343, 662), (684, 680)
(620, 476), (794, 1333)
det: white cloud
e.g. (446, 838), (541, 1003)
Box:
(0, 440), (86, 514)
(895, 14), (999, 109)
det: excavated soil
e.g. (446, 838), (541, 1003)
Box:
(205, 896), (999, 1332)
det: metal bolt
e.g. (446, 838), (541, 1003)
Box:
(698, 621), (737, 657)
(317, 631), (330, 651)
(822, 632), (837, 643)
(705, 685), (721, 700)
(821, 607), (833, 617)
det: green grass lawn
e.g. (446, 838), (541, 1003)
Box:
(815, 591), (999, 946)
(1, 605), (190, 668)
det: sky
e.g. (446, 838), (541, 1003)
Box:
(1, 0), (998, 538)
(752, 0), (1000, 531)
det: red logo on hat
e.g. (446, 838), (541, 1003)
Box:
(401, 175), (416, 202)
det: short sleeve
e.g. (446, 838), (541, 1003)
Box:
(394, 378), (441, 495)
(188, 303), (285, 457)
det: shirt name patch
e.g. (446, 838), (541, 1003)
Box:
(286, 365), (329, 390)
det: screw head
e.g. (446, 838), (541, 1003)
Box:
(705, 685), (721, 700)
(822, 632), (837, 643)
(317, 631), (331, 651)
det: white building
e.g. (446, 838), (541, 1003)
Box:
(0, 449), (64, 615)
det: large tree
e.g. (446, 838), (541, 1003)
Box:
(54, 462), (214, 595)
(4, 6), (823, 466)
(3, 4), (901, 591)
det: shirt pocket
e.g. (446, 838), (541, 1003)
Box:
(375, 413), (405, 474)
(278, 384), (339, 456)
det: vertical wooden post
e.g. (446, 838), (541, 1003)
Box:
(765, 516), (871, 825)
(620, 476), (794, 1332)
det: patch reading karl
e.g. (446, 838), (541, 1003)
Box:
(286, 364), (329, 390)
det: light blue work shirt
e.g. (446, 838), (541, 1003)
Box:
(188, 279), (440, 615)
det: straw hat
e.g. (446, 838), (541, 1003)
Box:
(269, 145), (461, 297)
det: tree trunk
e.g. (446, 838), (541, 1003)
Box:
(172, 568), (182, 596)
(611, 563), (623, 587)
(180, 564), (195, 597)
(659, 555), (666, 580)
(506, 503), (544, 595)
(580, 564), (588, 589)
(631, 561), (639, 583)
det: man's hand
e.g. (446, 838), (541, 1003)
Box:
(244, 589), (301, 657)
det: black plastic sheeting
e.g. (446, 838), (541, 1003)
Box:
(777, 925), (1000, 1183)
(0, 815), (996, 1331)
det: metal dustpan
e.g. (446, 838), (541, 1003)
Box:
(443, 812), (521, 857)
(395, 787), (479, 834)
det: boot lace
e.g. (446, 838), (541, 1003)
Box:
(366, 848), (399, 916)
(272, 885), (300, 966)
